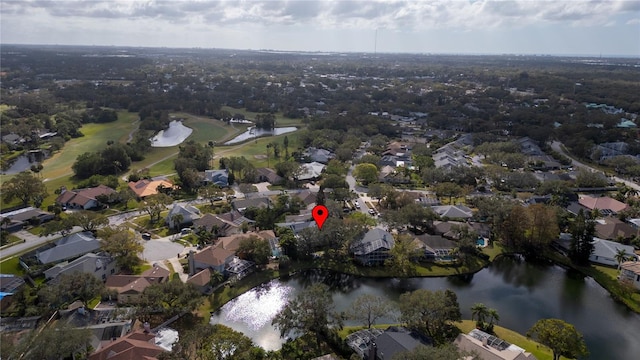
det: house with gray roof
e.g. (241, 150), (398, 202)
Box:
(0, 206), (54, 232)
(165, 204), (201, 228)
(35, 232), (101, 266)
(43, 252), (117, 281)
(415, 234), (457, 261)
(303, 147), (334, 164)
(367, 327), (431, 360)
(203, 169), (229, 187)
(232, 197), (271, 212)
(351, 228), (394, 266)
(590, 238), (638, 267)
(297, 162), (325, 181)
(431, 205), (474, 219)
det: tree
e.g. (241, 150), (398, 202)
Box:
(398, 289), (462, 344)
(171, 213), (184, 231)
(67, 210), (108, 232)
(1, 171), (48, 206)
(347, 294), (392, 329)
(142, 193), (172, 223)
(385, 234), (420, 276)
(11, 324), (92, 360)
(569, 209), (595, 265)
(283, 135), (289, 159)
(199, 185), (225, 206)
(488, 308), (500, 328)
(471, 303), (489, 327)
(434, 182), (463, 204)
(527, 319), (589, 360)
(353, 163), (379, 185)
(615, 248), (629, 270)
(98, 225), (143, 270)
(38, 272), (105, 309)
(139, 280), (203, 319)
(237, 235), (271, 265)
(271, 283), (342, 351)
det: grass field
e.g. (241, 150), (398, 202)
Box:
(214, 131), (303, 169)
(221, 106), (305, 127)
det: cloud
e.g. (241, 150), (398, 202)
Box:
(2, 0), (638, 30)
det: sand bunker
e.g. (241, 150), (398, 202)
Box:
(150, 120), (193, 147)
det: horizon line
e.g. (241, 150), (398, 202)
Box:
(3, 43), (640, 60)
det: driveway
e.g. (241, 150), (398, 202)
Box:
(141, 236), (186, 263)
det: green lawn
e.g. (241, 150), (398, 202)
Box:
(0, 256), (24, 275)
(220, 106), (305, 127)
(215, 131), (303, 169)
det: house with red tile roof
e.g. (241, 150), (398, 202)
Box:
(128, 178), (175, 198)
(55, 185), (116, 210)
(89, 330), (165, 360)
(578, 195), (629, 215)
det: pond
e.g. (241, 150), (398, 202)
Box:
(210, 257), (640, 358)
(224, 127), (297, 145)
(1, 155), (32, 175)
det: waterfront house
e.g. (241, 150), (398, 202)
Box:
(454, 329), (537, 360)
(415, 234), (457, 261)
(89, 330), (166, 360)
(351, 228), (394, 266)
(188, 246), (235, 275)
(590, 238), (638, 267)
(619, 261), (640, 290)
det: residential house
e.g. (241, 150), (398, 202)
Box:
(415, 234), (457, 261)
(165, 204), (201, 229)
(0, 274), (26, 311)
(454, 329), (537, 360)
(566, 201), (590, 216)
(431, 205), (474, 220)
(0, 207), (54, 232)
(55, 185), (116, 210)
(294, 190), (318, 208)
(578, 195), (629, 215)
(351, 228), (395, 266)
(255, 167), (284, 185)
(366, 327), (431, 360)
(193, 211), (252, 237)
(187, 268), (213, 294)
(89, 330), (166, 360)
(232, 197), (271, 212)
(105, 265), (170, 303)
(217, 230), (276, 253)
(128, 178), (175, 198)
(619, 261), (640, 290)
(275, 220), (316, 235)
(590, 238), (638, 267)
(297, 162), (326, 181)
(203, 169), (229, 187)
(188, 245), (235, 275)
(595, 217), (638, 241)
(303, 147), (334, 164)
(518, 137), (543, 156)
(43, 252), (117, 281)
(28, 232), (101, 267)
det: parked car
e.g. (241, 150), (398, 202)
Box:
(141, 232), (152, 240)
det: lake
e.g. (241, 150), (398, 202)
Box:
(224, 127), (297, 145)
(210, 256), (640, 358)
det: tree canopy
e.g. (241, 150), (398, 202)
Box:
(398, 289), (462, 345)
(1, 171), (48, 206)
(527, 318), (589, 360)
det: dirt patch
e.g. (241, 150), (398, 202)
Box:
(254, 154), (267, 159)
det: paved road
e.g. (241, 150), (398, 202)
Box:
(550, 141), (640, 191)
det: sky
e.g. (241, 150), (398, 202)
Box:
(1, 0), (639, 57)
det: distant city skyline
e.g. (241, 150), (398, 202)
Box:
(1, 0), (639, 57)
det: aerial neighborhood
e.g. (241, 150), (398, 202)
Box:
(0, 44), (639, 360)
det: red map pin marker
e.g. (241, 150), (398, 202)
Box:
(312, 205), (329, 230)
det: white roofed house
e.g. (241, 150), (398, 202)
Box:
(297, 162), (326, 182)
(350, 228), (395, 266)
(589, 238), (638, 267)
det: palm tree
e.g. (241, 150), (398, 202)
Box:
(615, 248), (629, 270)
(471, 303), (489, 328)
(171, 213), (184, 231)
(488, 308), (500, 327)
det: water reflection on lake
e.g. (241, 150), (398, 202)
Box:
(2, 155), (32, 175)
(210, 258), (640, 358)
(224, 127), (297, 145)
